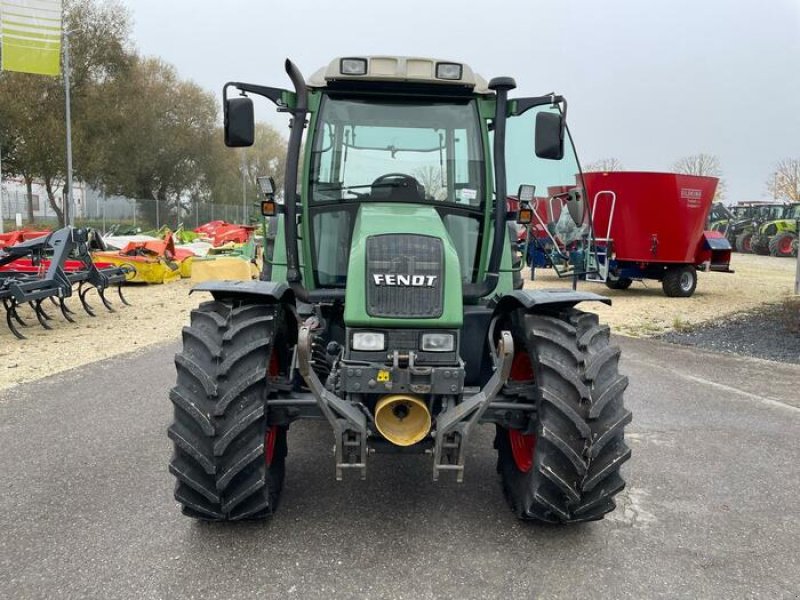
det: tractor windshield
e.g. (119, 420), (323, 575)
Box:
(310, 97), (484, 207)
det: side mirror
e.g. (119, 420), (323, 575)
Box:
(535, 111), (564, 160)
(565, 189), (586, 227)
(224, 96), (255, 147)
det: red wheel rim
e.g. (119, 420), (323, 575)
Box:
(265, 426), (278, 467)
(780, 237), (793, 254)
(507, 350), (537, 472)
(265, 351), (280, 466)
(509, 428), (537, 473)
(268, 350), (280, 378)
(743, 237), (752, 252)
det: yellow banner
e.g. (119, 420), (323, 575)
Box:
(0, 0), (62, 76)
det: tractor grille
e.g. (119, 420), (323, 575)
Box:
(366, 234), (444, 318)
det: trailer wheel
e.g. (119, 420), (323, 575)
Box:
(662, 265), (697, 297)
(496, 308), (631, 523)
(735, 233), (752, 253)
(168, 300), (287, 520)
(605, 277), (633, 290)
(768, 232), (798, 258)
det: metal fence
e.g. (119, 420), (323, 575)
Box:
(1, 188), (255, 234)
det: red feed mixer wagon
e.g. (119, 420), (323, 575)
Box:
(580, 171), (733, 297)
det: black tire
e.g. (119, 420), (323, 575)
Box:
(662, 265), (697, 297)
(168, 300), (287, 520)
(605, 277), (633, 290)
(768, 232), (798, 257)
(750, 236), (770, 255)
(735, 232), (752, 253)
(496, 308), (631, 523)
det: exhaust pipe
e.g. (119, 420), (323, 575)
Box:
(374, 395), (432, 447)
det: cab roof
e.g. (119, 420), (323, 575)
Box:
(307, 56), (491, 94)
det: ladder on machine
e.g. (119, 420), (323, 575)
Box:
(584, 190), (616, 283)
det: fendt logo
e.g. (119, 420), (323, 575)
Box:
(372, 274), (437, 287)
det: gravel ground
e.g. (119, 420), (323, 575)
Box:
(525, 252), (797, 336)
(661, 299), (800, 364)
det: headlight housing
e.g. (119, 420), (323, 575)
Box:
(352, 331), (385, 351)
(420, 332), (455, 352)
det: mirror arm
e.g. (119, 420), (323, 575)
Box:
(510, 94), (566, 117)
(223, 81), (290, 108)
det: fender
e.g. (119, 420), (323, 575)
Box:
(190, 280), (293, 304)
(494, 289), (611, 315)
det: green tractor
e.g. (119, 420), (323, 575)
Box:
(748, 203), (793, 255)
(749, 203), (799, 258)
(733, 203), (786, 253)
(168, 56), (631, 523)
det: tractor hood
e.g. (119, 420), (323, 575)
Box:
(343, 203), (464, 327)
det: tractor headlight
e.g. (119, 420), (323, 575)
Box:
(420, 332), (455, 352)
(340, 57), (368, 76)
(352, 331), (385, 351)
(436, 62), (463, 80)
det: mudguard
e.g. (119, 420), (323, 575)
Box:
(495, 289), (611, 314)
(190, 280), (292, 303)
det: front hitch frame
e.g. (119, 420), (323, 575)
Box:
(432, 330), (514, 482)
(297, 324), (368, 481)
(297, 326), (514, 483)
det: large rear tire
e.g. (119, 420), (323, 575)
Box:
(768, 232), (798, 257)
(496, 308), (631, 523)
(168, 300), (287, 520)
(662, 265), (697, 297)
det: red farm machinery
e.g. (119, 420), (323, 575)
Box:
(524, 171), (733, 297)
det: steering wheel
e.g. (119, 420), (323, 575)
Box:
(371, 173), (420, 188)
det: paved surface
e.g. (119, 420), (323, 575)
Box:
(1, 337), (799, 599)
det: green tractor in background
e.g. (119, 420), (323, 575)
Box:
(707, 202), (733, 234)
(750, 203), (799, 257)
(732, 203), (787, 253)
(167, 56), (631, 523)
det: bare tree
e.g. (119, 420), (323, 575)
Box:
(584, 157), (624, 172)
(413, 165), (446, 200)
(766, 158), (800, 202)
(672, 153), (726, 202)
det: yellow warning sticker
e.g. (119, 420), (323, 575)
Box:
(376, 370), (390, 382)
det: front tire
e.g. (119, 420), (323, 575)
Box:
(496, 308), (631, 523)
(168, 300), (287, 520)
(662, 265), (697, 297)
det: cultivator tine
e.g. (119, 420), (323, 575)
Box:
(5, 302), (26, 339)
(3, 299), (28, 339)
(33, 300), (53, 330)
(78, 285), (97, 317)
(33, 300), (53, 321)
(59, 298), (76, 323)
(98, 288), (116, 312)
(117, 285), (131, 306)
(4, 298), (28, 328)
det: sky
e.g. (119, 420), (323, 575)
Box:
(125, 0), (800, 203)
